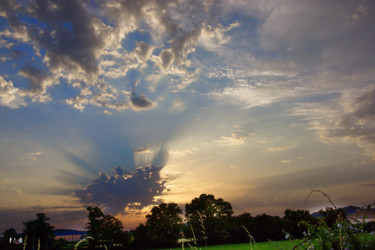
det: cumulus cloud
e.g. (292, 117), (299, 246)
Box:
(65, 80), (129, 112)
(133, 41), (153, 63)
(26, 1), (106, 77)
(75, 144), (169, 215)
(1, 0), (374, 114)
(75, 165), (167, 215)
(198, 22), (240, 51)
(19, 66), (55, 103)
(0, 0), (233, 111)
(130, 87), (153, 110)
(0, 76), (26, 108)
(160, 49), (174, 70)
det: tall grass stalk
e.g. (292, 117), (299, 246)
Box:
(241, 225), (257, 249)
(23, 235), (27, 250)
(74, 236), (94, 250)
(197, 211), (207, 250)
(306, 189), (337, 209)
(188, 223), (200, 250)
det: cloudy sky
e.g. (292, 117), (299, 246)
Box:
(1, 0), (375, 232)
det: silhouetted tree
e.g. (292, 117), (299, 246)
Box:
(185, 194), (233, 244)
(144, 202), (183, 247)
(319, 207), (346, 228)
(251, 214), (285, 242)
(86, 206), (127, 249)
(131, 224), (151, 249)
(23, 213), (55, 250)
(229, 213), (255, 243)
(283, 209), (316, 238)
(1, 228), (21, 250)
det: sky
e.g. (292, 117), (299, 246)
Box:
(1, 0), (375, 232)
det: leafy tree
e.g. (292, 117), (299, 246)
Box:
(251, 214), (285, 242)
(23, 213), (55, 250)
(131, 224), (151, 249)
(2, 228), (18, 240)
(319, 207), (346, 228)
(185, 194), (233, 244)
(229, 213), (255, 243)
(283, 209), (316, 238)
(145, 202), (183, 247)
(86, 206), (127, 249)
(0, 228), (20, 250)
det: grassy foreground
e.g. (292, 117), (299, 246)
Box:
(158, 240), (302, 250)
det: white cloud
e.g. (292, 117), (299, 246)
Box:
(209, 79), (301, 109)
(198, 22), (240, 51)
(215, 133), (247, 147)
(22, 152), (42, 161)
(170, 99), (186, 112)
(0, 76), (26, 108)
(268, 145), (293, 152)
(169, 148), (198, 158)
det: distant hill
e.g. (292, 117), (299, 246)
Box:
(311, 205), (375, 222)
(54, 229), (87, 237)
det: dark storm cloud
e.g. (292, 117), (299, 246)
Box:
(75, 165), (167, 215)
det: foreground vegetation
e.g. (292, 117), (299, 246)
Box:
(1, 191), (374, 249)
(159, 240), (303, 250)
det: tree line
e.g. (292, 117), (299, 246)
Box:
(1, 193), (374, 249)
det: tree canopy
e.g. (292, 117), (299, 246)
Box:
(283, 209), (316, 238)
(86, 206), (127, 249)
(145, 202), (183, 247)
(1, 228), (19, 249)
(23, 213), (55, 250)
(185, 194), (233, 244)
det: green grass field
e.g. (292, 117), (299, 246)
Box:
(158, 240), (302, 250)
